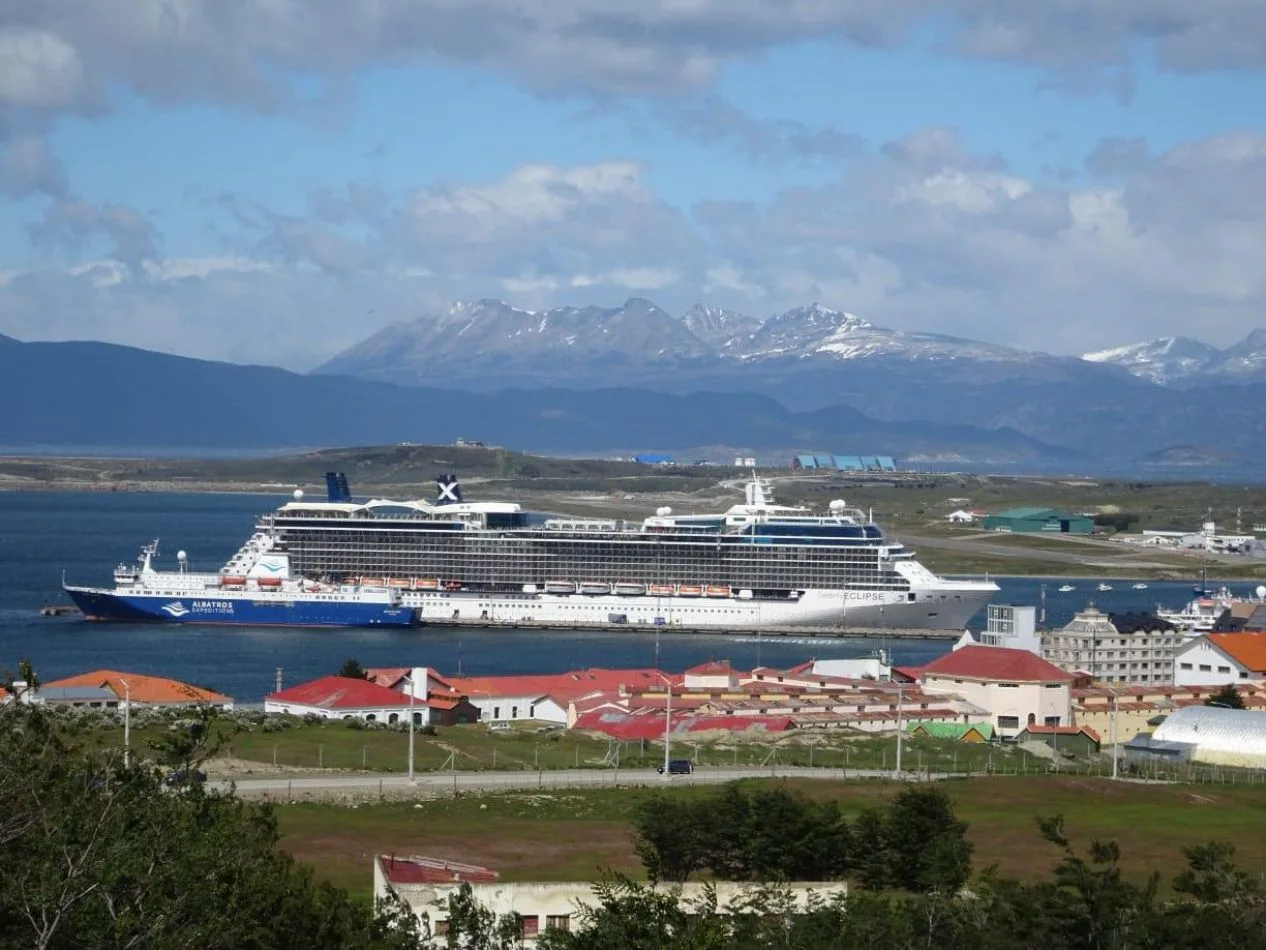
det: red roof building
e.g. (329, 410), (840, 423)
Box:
(378, 855), (499, 886)
(921, 645), (1072, 683)
(44, 670), (233, 708)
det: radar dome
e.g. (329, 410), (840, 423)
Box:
(1257, 585), (1266, 599)
(829, 499), (847, 512)
(656, 506), (672, 516)
(293, 489), (305, 501)
(176, 550), (187, 562)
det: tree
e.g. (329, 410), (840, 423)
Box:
(1206, 684), (1245, 709)
(0, 702), (422, 950)
(633, 796), (708, 883)
(338, 657), (372, 680)
(2, 657), (40, 701)
(882, 786), (973, 893)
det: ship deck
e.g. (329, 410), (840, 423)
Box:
(416, 617), (961, 639)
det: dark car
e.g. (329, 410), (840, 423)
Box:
(656, 759), (693, 775)
(165, 768), (208, 787)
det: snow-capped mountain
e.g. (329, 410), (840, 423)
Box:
(680, 304), (762, 349)
(1082, 336), (1222, 384)
(318, 297), (713, 383)
(1083, 331), (1266, 385)
(732, 302), (1030, 363)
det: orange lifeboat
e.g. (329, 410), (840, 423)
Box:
(387, 578), (410, 589)
(706, 585), (732, 598)
(413, 578), (440, 590)
(222, 576), (247, 586)
(256, 576), (282, 587)
(678, 585), (703, 597)
(649, 584), (675, 596)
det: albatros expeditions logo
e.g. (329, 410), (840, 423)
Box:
(161, 602), (190, 617)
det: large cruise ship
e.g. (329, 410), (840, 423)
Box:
(249, 471), (995, 630)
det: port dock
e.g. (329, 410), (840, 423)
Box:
(420, 618), (959, 639)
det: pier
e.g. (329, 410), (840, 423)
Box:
(39, 604), (80, 617)
(419, 617), (959, 639)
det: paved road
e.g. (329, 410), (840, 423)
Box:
(217, 765), (939, 799)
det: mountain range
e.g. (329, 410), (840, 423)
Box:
(0, 335), (1061, 460)
(1084, 332), (1266, 386)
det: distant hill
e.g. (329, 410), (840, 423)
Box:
(0, 336), (1067, 460)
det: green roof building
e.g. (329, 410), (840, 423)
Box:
(982, 507), (1094, 534)
(906, 721), (995, 742)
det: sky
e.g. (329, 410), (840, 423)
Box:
(1, 2), (1265, 371)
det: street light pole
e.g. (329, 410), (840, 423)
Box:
(1110, 689), (1119, 780)
(407, 673), (416, 782)
(663, 678), (672, 776)
(895, 683), (904, 778)
(121, 679), (131, 768)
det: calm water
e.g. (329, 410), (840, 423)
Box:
(0, 491), (1253, 702)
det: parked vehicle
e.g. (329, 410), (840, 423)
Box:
(657, 759), (693, 775)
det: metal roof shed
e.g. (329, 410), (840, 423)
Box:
(1150, 705), (1266, 767)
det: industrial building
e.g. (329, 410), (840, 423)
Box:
(792, 454), (897, 472)
(1043, 606), (1181, 683)
(982, 507), (1094, 534)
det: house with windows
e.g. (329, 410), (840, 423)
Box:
(376, 855), (848, 943)
(1174, 633), (1266, 687)
(916, 644), (1073, 738)
(445, 668), (668, 724)
(265, 676), (417, 722)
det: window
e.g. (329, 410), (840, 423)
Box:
(1180, 663), (1193, 670)
(997, 715), (1019, 729)
(1199, 665), (1212, 672)
(999, 683), (1018, 689)
(529, 705), (536, 718)
(1241, 672), (1250, 679)
(1218, 666), (1231, 674)
(511, 706), (519, 718)
(546, 915), (570, 932)
(1044, 684), (1062, 689)
(521, 916), (540, 937)
(1044, 716), (1061, 726)
(493, 706), (500, 719)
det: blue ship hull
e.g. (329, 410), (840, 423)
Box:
(66, 588), (417, 628)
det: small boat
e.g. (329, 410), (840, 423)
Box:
(387, 578), (411, 589)
(221, 576), (246, 586)
(1058, 584), (1075, 593)
(678, 585), (704, 597)
(705, 585), (732, 598)
(544, 580), (576, 595)
(1132, 582), (1149, 590)
(579, 582), (611, 596)
(413, 578), (440, 591)
(614, 583), (646, 596)
(648, 584), (675, 597)
(361, 577), (385, 586)
(256, 576), (282, 587)
(1098, 583), (1112, 592)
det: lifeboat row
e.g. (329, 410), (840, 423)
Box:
(542, 581), (734, 598)
(346, 577), (444, 590)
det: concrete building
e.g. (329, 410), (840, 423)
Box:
(982, 507), (1094, 534)
(264, 675), (472, 724)
(1174, 633), (1266, 687)
(42, 670), (234, 710)
(918, 645), (1073, 738)
(375, 855), (849, 942)
(446, 668), (667, 725)
(1043, 606), (1181, 684)
(1072, 683), (1266, 739)
(978, 604), (1040, 654)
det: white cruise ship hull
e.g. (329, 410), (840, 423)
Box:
(403, 584), (993, 631)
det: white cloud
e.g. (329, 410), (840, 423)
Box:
(0, 28), (84, 110)
(4, 129), (1266, 366)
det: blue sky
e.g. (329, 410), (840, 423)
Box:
(1, 3), (1265, 368)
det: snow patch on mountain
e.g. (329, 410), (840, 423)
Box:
(1083, 334), (1254, 384)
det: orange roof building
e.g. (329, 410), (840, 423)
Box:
(1176, 633), (1266, 689)
(43, 670), (233, 708)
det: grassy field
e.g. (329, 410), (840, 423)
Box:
(96, 717), (1048, 776)
(275, 776), (1266, 902)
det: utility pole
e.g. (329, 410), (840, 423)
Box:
(407, 672), (416, 782)
(894, 683), (904, 779)
(121, 679), (131, 768)
(663, 677), (672, 776)
(1110, 689), (1119, 780)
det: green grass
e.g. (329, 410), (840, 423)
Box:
(275, 776), (1266, 902)
(92, 718), (1050, 775)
